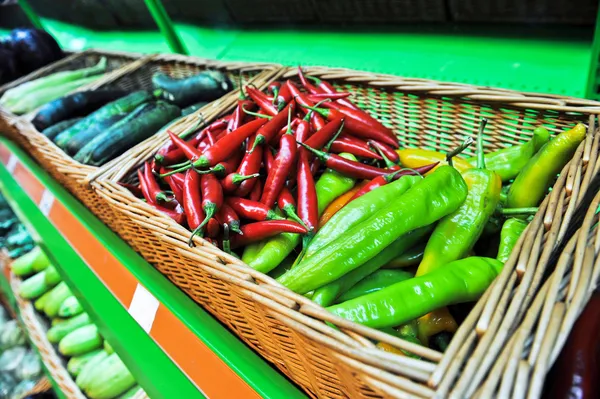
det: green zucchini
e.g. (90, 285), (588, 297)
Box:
(43, 281), (72, 318)
(182, 101), (209, 116)
(47, 312), (91, 343)
(58, 295), (83, 317)
(11, 246), (49, 277)
(53, 90), (153, 149)
(152, 70), (232, 108)
(19, 270), (49, 299)
(34, 290), (52, 311)
(59, 324), (103, 357)
(84, 353), (136, 398)
(41, 117), (82, 140)
(44, 265), (62, 286)
(1, 57), (107, 106)
(74, 100), (181, 166)
(33, 89), (127, 130)
(63, 113), (127, 155)
(67, 349), (104, 377)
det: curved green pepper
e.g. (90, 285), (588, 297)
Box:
(417, 120), (502, 276)
(312, 226), (430, 307)
(383, 242), (426, 269)
(496, 218), (528, 263)
(248, 153), (358, 274)
(241, 240), (267, 265)
(338, 269), (414, 303)
(327, 256), (502, 329)
(507, 123), (586, 208)
(466, 126), (549, 182)
(305, 174), (422, 260)
(278, 165), (468, 294)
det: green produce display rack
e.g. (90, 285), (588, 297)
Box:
(0, 137), (306, 399)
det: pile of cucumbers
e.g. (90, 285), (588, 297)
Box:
(33, 69), (233, 167)
(13, 247), (146, 399)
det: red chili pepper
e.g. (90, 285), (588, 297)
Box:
(188, 173), (223, 245)
(189, 118), (267, 169)
(205, 218), (220, 238)
(149, 202), (185, 225)
(275, 81), (293, 111)
(368, 139), (399, 163)
(330, 135), (382, 160)
(206, 147), (244, 178)
(277, 187), (305, 226)
(215, 203), (242, 234)
(230, 220), (308, 249)
(310, 111), (326, 131)
(295, 119), (311, 144)
(310, 159), (321, 176)
(306, 75), (358, 110)
(118, 182), (143, 198)
(304, 117), (344, 150)
(296, 145), (318, 235)
(302, 104), (398, 148)
(349, 170), (405, 202)
(249, 179), (263, 202)
(226, 197), (284, 221)
(233, 135), (262, 197)
(169, 171), (185, 188)
(250, 102), (296, 151)
(155, 118), (211, 159)
(167, 131), (202, 162)
(297, 67), (323, 94)
(286, 80), (327, 126)
(222, 172), (260, 193)
(322, 101), (397, 143)
(246, 87), (278, 116)
(263, 148), (275, 173)
(307, 92), (351, 102)
(158, 128), (207, 165)
(261, 130), (297, 208)
(228, 100), (254, 132)
(274, 118), (300, 143)
(267, 82), (281, 96)
(142, 162), (172, 204)
(183, 169), (204, 232)
(160, 167), (185, 204)
(300, 143), (437, 179)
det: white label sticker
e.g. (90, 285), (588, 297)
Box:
(6, 155), (17, 173)
(128, 284), (160, 333)
(38, 190), (55, 216)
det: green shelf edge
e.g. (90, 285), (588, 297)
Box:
(0, 272), (67, 399)
(0, 137), (305, 399)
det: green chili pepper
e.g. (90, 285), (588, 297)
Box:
(327, 256), (502, 329)
(242, 240), (267, 264)
(248, 153), (358, 274)
(267, 254), (295, 279)
(312, 227), (430, 307)
(507, 123), (586, 208)
(338, 269), (414, 303)
(383, 242), (426, 269)
(416, 120), (502, 277)
(466, 126), (549, 182)
(496, 218), (528, 263)
(278, 165), (468, 294)
(305, 174), (422, 260)
(378, 323), (421, 359)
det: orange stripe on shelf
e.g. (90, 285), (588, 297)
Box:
(0, 144), (10, 164)
(48, 202), (137, 307)
(151, 305), (261, 399)
(13, 162), (45, 204)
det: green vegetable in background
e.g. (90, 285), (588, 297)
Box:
(496, 218), (528, 263)
(507, 123), (587, 208)
(328, 257), (502, 329)
(278, 165), (468, 294)
(383, 242), (426, 269)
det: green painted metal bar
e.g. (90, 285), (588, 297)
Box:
(0, 140), (202, 399)
(143, 0), (188, 54)
(586, 5), (600, 99)
(16, 0), (44, 29)
(0, 137), (306, 399)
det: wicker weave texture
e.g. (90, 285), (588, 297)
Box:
(95, 65), (600, 398)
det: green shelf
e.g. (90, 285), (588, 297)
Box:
(0, 137), (306, 399)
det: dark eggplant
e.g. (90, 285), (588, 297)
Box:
(152, 70), (233, 108)
(7, 28), (63, 75)
(0, 48), (19, 85)
(32, 90), (128, 130)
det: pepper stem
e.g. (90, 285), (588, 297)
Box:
(232, 173), (260, 185)
(222, 224), (233, 255)
(306, 76), (322, 85)
(299, 104), (329, 119)
(299, 142), (329, 161)
(230, 220), (243, 235)
(282, 206), (308, 229)
(159, 164), (193, 177)
(324, 121), (345, 152)
(242, 105), (272, 120)
(285, 106), (293, 135)
(155, 192), (175, 203)
(476, 118), (488, 169)
(188, 207), (216, 247)
(371, 141), (396, 168)
(446, 137), (474, 167)
(249, 135), (265, 153)
(500, 207), (539, 216)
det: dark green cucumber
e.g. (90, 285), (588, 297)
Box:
(64, 113), (127, 155)
(182, 101), (209, 116)
(41, 117), (82, 140)
(53, 91), (153, 149)
(152, 70), (233, 108)
(32, 89), (127, 131)
(74, 101), (181, 166)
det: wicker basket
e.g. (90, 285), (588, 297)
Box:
(7, 270), (87, 399)
(469, 134), (600, 398)
(18, 54), (280, 235)
(93, 66), (600, 398)
(0, 49), (147, 151)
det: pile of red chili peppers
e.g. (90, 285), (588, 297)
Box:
(125, 67), (429, 252)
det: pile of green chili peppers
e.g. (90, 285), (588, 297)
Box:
(245, 120), (587, 354)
